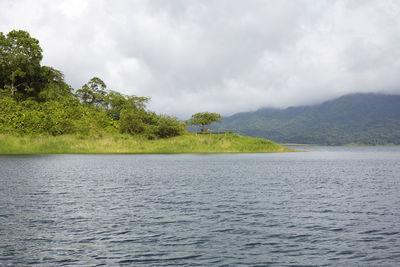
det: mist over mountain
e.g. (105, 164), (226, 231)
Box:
(217, 93), (400, 145)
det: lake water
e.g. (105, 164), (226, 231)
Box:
(1, 147), (400, 266)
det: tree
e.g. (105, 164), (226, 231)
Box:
(104, 90), (150, 120)
(189, 112), (222, 132)
(38, 66), (72, 101)
(76, 77), (108, 106)
(0, 30), (43, 97)
(104, 91), (127, 120)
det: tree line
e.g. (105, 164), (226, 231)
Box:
(0, 30), (221, 138)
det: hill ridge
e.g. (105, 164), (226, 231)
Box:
(217, 93), (400, 145)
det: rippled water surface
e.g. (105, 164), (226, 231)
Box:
(1, 147), (400, 266)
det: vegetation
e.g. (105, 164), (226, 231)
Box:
(217, 93), (400, 145)
(0, 134), (293, 154)
(0, 30), (43, 97)
(189, 112), (222, 132)
(0, 30), (289, 153)
(0, 30), (184, 139)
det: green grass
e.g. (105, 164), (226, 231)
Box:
(0, 133), (294, 154)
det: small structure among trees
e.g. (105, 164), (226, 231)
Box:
(189, 112), (222, 133)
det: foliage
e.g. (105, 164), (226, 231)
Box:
(0, 30), (43, 97)
(154, 115), (185, 138)
(103, 90), (149, 120)
(0, 96), (116, 136)
(38, 66), (73, 101)
(189, 112), (222, 132)
(119, 109), (183, 139)
(119, 109), (147, 135)
(0, 30), (184, 141)
(76, 77), (108, 106)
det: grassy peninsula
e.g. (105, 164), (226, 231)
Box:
(0, 134), (293, 154)
(0, 134), (292, 154)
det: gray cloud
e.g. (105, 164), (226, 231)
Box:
(1, 0), (400, 118)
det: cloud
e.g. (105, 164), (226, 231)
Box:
(1, 0), (400, 118)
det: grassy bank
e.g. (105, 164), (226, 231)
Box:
(0, 134), (294, 154)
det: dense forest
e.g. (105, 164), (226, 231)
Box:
(0, 30), (184, 139)
(217, 93), (400, 145)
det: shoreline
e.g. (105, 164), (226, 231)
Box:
(0, 134), (296, 154)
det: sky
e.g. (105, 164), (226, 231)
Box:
(1, 0), (400, 118)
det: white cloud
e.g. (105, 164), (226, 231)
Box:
(1, 0), (400, 118)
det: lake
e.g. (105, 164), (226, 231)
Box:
(1, 147), (400, 266)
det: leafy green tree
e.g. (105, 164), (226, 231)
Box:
(104, 91), (127, 120)
(0, 30), (43, 97)
(189, 112), (222, 132)
(119, 108), (158, 134)
(75, 84), (92, 105)
(124, 95), (149, 110)
(38, 66), (72, 101)
(120, 110), (183, 139)
(76, 77), (108, 106)
(87, 77), (107, 106)
(104, 91), (150, 120)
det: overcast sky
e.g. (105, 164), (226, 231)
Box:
(1, 0), (400, 118)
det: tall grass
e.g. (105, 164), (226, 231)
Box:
(0, 133), (294, 154)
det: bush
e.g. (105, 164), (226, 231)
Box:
(155, 115), (184, 138)
(0, 94), (182, 139)
(119, 109), (146, 135)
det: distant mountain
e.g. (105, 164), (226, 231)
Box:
(216, 93), (400, 145)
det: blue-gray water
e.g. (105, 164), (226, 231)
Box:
(1, 147), (400, 266)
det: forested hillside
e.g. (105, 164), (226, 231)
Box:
(218, 93), (400, 145)
(0, 30), (184, 139)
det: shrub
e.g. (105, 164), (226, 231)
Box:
(155, 115), (184, 138)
